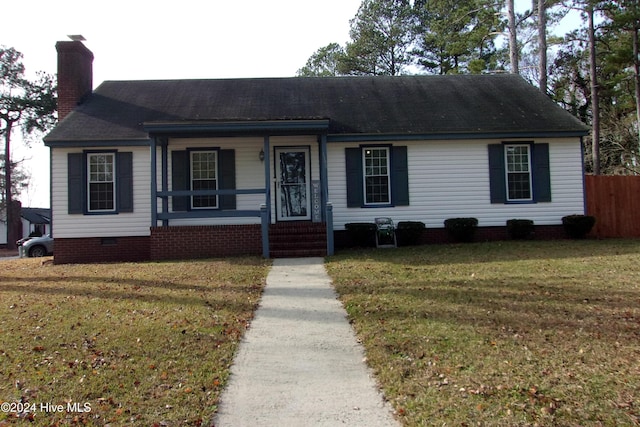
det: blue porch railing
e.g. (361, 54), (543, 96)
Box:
(149, 131), (334, 258)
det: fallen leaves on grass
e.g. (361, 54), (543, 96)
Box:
(328, 240), (640, 426)
(0, 257), (269, 425)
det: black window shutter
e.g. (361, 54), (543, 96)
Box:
(117, 152), (134, 212)
(391, 146), (409, 206)
(67, 153), (84, 214)
(219, 149), (236, 210)
(533, 143), (551, 202)
(345, 147), (363, 207)
(171, 150), (189, 211)
(488, 144), (507, 204)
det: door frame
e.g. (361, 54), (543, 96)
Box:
(274, 146), (312, 222)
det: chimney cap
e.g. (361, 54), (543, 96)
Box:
(67, 34), (86, 41)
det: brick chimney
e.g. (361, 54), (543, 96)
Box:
(56, 40), (94, 121)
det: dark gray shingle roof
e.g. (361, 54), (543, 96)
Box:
(44, 74), (588, 143)
(21, 208), (51, 224)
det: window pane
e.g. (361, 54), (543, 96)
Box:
(366, 176), (390, 203)
(505, 145), (532, 200)
(191, 151), (218, 208)
(192, 179), (218, 208)
(88, 153), (115, 211)
(89, 182), (115, 210)
(363, 148), (390, 204)
(506, 146), (530, 172)
(508, 173), (531, 200)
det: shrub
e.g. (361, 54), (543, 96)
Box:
(507, 219), (535, 240)
(396, 221), (426, 246)
(444, 217), (478, 243)
(345, 223), (376, 247)
(562, 215), (596, 239)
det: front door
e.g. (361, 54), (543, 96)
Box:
(275, 147), (311, 221)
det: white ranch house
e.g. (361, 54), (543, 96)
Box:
(44, 41), (589, 263)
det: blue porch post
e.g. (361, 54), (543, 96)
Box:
(319, 135), (334, 256)
(160, 138), (169, 227)
(261, 136), (271, 258)
(326, 203), (334, 256)
(150, 137), (158, 226)
(261, 204), (269, 258)
(151, 136), (169, 227)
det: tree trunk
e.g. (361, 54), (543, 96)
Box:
(633, 25), (640, 163)
(538, 0), (548, 94)
(588, 4), (601, 175)
(507, 0), (519, 73)
(4, 120), (17, 249)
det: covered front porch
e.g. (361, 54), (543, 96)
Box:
(146, 120), (334, 259)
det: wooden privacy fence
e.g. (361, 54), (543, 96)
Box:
(585, 175), (640, 238)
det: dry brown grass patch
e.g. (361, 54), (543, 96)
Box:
(0, 257), (269, 426)
(327, 240), (640, 426)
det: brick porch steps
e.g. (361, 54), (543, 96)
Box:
(269, 222), (327, 258)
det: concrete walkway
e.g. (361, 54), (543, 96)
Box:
(213, 258), (399, 427)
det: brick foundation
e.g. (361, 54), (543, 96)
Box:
(53, 224), (568, 263)
(150, 225), (262, 261)
(53, 236), (150, 264)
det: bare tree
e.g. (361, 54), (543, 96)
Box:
(538, 0), (549, 93)
(1, 47), (56, 248)
(632, 22), (640, 151)
(587, 3), (601, 175)
(507, 0), (519, 73)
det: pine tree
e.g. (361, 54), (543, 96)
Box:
(1, 46), (56, 248)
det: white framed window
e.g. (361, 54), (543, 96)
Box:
(190, 150), (218, 209)
(505, 144), (533, 201)
(363, 147), (391, 205)
(87, 153), (116, 212)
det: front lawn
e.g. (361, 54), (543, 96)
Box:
(0, 257), (269, 426)
(327, 240), (640, 426)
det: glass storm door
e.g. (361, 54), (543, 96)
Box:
(275, 147), (311, 221)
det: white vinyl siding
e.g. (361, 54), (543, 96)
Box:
(51, 146), (151, 238)
(52, 136), (585, 238)
(328, 138), (585, 229)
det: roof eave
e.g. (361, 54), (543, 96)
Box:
(327, 130), (590, 142)
(44, 138), (151, 148)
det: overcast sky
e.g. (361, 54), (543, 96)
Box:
(2, 0), (579, 208)
(2, 0), (362, 208)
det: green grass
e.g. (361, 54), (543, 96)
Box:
(0, 257), (269, 426)
(327, 240), (640, 426)
(3, 241), (639, 426)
